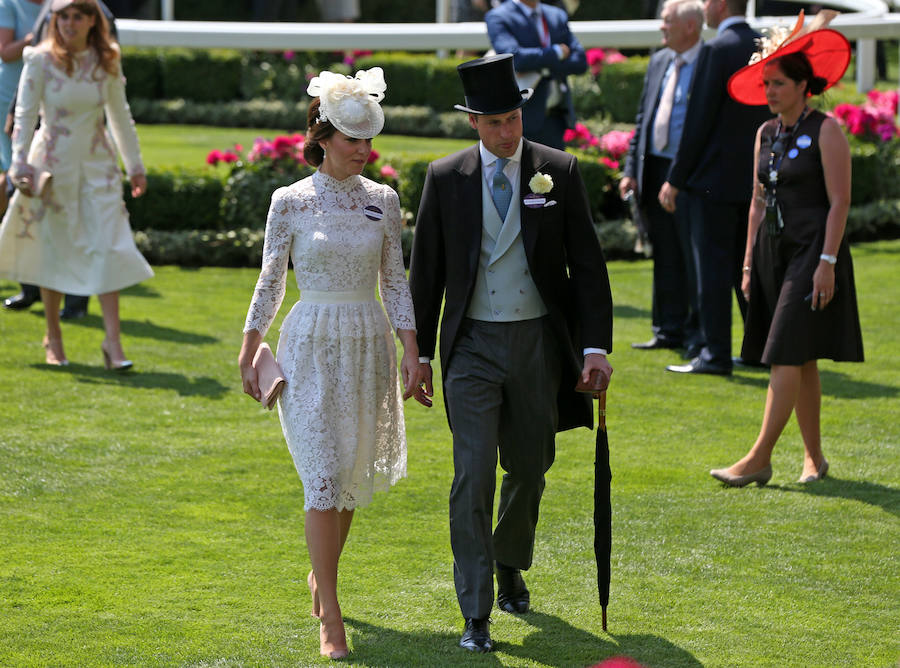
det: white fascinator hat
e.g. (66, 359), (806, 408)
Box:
(306, 67), (386, 139)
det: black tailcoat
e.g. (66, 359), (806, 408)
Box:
(409, 139), (613, 431)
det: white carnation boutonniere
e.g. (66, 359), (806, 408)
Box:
(529, 172), (554, 194)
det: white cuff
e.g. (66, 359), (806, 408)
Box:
(418, 356), (432, 364)
(584, 348), (608, 357)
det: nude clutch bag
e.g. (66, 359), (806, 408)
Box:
(32, 168), (52, 197)
(252, 343), (286, 410)
(10, 165), (52, 197)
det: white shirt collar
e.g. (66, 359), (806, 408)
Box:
(479, 138), (524, 171)
(674, 39), (702, 66)
(716, 15), (745, 35)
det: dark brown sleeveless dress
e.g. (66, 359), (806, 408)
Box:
(741, 110), (864, 366)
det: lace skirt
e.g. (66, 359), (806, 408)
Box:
(276, 293), (407, 511)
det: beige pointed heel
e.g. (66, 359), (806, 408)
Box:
(42, 336), (69, 366)
(798, 458), (829, 483)
(101, 340), (133, 372)
(710, 464), (772, 487)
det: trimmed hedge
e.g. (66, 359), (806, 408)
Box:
(124, 169), (224, 231)
(122, 136), (900, 268)
(577, 57), (650, 123)
(121, 49), (646, 124)
(129, 99), (480, 139)
(122, 138), (898, 232)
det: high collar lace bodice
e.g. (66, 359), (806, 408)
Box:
(313, 169), (362, 194)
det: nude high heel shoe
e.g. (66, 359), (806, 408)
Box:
(710, 464), (772, 487)
(42, 336), (69, 366)
(101, 340), (133, 371)
(798, 458), (829, 483)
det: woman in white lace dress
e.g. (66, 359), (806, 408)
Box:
(0, 0), (151, 367)
(239, 68), (422, 659)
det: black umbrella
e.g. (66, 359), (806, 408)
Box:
(593, 390), (611, 631)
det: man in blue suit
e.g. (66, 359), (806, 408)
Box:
(658, 0), (770, 375)
(486, 0), (586, 149)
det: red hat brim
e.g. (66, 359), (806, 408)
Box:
(727, 29), (851, 106)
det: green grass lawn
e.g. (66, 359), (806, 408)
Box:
(0, 241), (897, 667)
(136, 124), (473, 171)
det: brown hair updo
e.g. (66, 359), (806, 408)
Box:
(303, 98), (337, 167)
(772, 52), (828, 96)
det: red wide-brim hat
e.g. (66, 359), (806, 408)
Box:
(728, 12), (851, 106)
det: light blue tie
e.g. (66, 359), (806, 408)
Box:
(491, 157), (512, 220)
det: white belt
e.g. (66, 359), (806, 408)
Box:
(300, 289), (373, 304)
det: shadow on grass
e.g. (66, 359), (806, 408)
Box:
(33, 362), (228, 398)
(819, 368), (898, 399)
(770, 477), (900, 517)
(31, 312), (218, 345)
(730, 368), (898, 399)
(613, 304), (651, 320)
(344, 613), (701, 667)
(121, 283), (163, 298)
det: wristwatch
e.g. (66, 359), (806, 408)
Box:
(819, 253), (837, 265)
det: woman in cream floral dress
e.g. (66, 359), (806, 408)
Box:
(0, 0), (151, 368)
(239, 68), (423, 659)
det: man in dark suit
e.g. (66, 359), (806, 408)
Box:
(620, 0), (703, 354)
(408, 54), (613, 653)
(658, 0), (770, 374)
(485, 0), (587, 149)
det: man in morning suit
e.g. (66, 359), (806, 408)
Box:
(485, 0), (587, 150)
(658, 0), (771, 375)
(620, 0), (703, 354)
(408, 54), (613, 653)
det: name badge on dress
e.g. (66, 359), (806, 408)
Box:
(364, 205), (383, 221)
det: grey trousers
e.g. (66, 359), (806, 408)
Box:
(443, 317), (562, 619)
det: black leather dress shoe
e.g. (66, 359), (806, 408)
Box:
(60, 307), (87, 320)
(459, 618), (493, 653)
(631, 336), (681, 350)
(666, 357), (731, 376)
(732, 356), (769, 369)
(682, 344), (702, 360)
(3, 292), (38, 310)
(496, 562), (530, 613)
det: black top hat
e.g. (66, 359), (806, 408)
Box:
(454, 54), (533, 115)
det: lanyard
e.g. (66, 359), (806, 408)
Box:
(764, 107), (810, 236)
(767, 106), (810, 189)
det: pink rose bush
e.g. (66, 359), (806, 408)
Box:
(831, 89), (899, 142)
(586, 47), (628, 76)
(206, 134), (307, 168)
(563, 123), (634, 172)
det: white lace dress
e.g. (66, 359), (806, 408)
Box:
(244, 170), (416, 511)
(0, 46), (153, 295)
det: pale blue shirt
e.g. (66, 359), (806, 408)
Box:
(650, 40), (702, 160)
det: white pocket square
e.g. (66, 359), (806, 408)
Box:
(543, 200), (557, 208)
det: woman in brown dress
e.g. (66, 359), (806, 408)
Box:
(710, 16), (863, 487)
